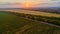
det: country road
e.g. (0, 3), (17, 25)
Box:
(0, 9), (60, 28)
(26, 18), (60, 28)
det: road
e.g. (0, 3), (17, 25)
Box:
(26, 18), (60, 28)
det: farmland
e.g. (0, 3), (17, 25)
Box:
(0, 9), (60, 17)
(12, 9), (60, 17)
(0, 11), (60, 34)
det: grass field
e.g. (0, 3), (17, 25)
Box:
(2, 9), (60, 17)
(0, 11), (60, 34)
(12, 10), (60, 17)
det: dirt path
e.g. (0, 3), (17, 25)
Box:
(27, 18), (60, 28)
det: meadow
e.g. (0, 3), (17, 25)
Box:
(0, 11), (60, 34)
(9, 11), (60, 26)
(13, 10), (60, 17)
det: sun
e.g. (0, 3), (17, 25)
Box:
(22, 2), (32, 8)
(25, 3), (30, 7)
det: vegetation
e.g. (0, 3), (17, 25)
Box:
(7, 11), (60, 26)
(9, 9), (60, 17)
(0, 11), (60, 34)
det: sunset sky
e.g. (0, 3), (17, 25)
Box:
(0, 0), (60, 8)
(0, 0), (60, 3)
(0, 0), (49, 3)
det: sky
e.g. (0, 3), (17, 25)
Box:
(0, 0), (60, 3)
(0, 0), (60, 8)
(0, 0), (59, 4)
(0, 0), (49, 4)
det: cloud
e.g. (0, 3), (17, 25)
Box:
(0, 0), (60, 7)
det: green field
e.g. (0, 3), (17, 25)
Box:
(0, 11), (60, 34)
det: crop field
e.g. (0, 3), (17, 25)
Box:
(1, 9), (60, 17)
(12, 10), (60, 17)
(0, 11), (60, 34)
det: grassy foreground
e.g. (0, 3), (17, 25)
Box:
(0, 11), (60, 34)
